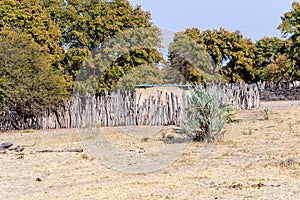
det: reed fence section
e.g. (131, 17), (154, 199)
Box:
(0, 83), (260, 130)
(257, 81), (300, 101)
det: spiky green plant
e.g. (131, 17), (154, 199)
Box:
(174, 84), (234, 143)
(262, 107), (270, 120)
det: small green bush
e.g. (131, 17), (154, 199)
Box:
(174, 84), (234, 143)
(262, 107), (270, 120)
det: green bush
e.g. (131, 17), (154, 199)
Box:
(262, 107), (270, 120)
(0, 31), (69, 116)
(174, 84), (234, 143)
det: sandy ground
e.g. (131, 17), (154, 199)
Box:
(0, 101), (300, 199)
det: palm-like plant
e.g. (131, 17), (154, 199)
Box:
(175, 84), (234, 142)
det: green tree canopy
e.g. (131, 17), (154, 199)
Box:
(0, 31), (69, 117)
(200, 28), (256, 83)
(74, 26), (164, 94)
(114, 63), (167, 91)
(254, 37), (289, 68)
(0, 0), (164, 95)
(259, 55), (293, 82)
(173, 27), (256, 83)
(278, 1), (300, 80)
(254, 37), (293, 82)
(43, 0), (164, 87)
(0, 0), (64, 70)
(168, 30), (216, 85)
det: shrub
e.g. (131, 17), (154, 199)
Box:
(262, 107), (270, 120)
(0, 31), (69, 117)
(174, 84), (234, 143)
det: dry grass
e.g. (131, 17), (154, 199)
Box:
(0, 101), (300, 199)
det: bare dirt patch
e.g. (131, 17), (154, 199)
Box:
(0, 101), (300, 199)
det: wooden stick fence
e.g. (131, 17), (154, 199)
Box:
(0, 83), (260, 130)
(257, 81), (300, 101)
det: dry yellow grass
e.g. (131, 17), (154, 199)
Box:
(0, 101), (300, 199)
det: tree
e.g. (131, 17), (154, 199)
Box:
(254, 37), (289, 68)
(0, 0), (164, 99)
(97, 49), (164, 92)
(43, 0), (164, 88)
(114, 63), (167, 91)
(73, 26), (164, 94)
(260, 55), (293, 82)
(0, 0), (64, 70)
(173, 28), (256, 83)
(168, 30), (216, 85)
(0, 31), (69, 119)
(200, 28), (256, 83)
(254, 37), (293, 82)
(278, 1), (300, 80)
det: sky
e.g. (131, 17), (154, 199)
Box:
(128, 0), (295, 42)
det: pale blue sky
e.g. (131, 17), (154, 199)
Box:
(128, 0), (295, 41)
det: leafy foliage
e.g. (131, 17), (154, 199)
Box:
(0, 0), (164, 110)
(0, 0), (64, 70)
(278, 1), (300, 80)
(262, 107), (270, 120)
(202, 28), (256, 83)
(1, 0), (299, 123)
(43, 0), (164, 88)
(0, 31), (69, 116)
(254, 37), (289, 68)
(74, 26), (164, 94)
(260, 54), (293, 82)
(174, 85), (234, 143)
(254, 37), (293, 82)
(168, 31), (216, 84)
(96, 42), (164, 93)
(175, 27), (256, 83)
(114, 63), (167, 91)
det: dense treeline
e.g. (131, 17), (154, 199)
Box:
(0, 0), (299, 120)
(169, 1), (300, 84)
(0, 0), (163, 118)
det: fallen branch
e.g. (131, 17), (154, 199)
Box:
(36, 148), (83, 153)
